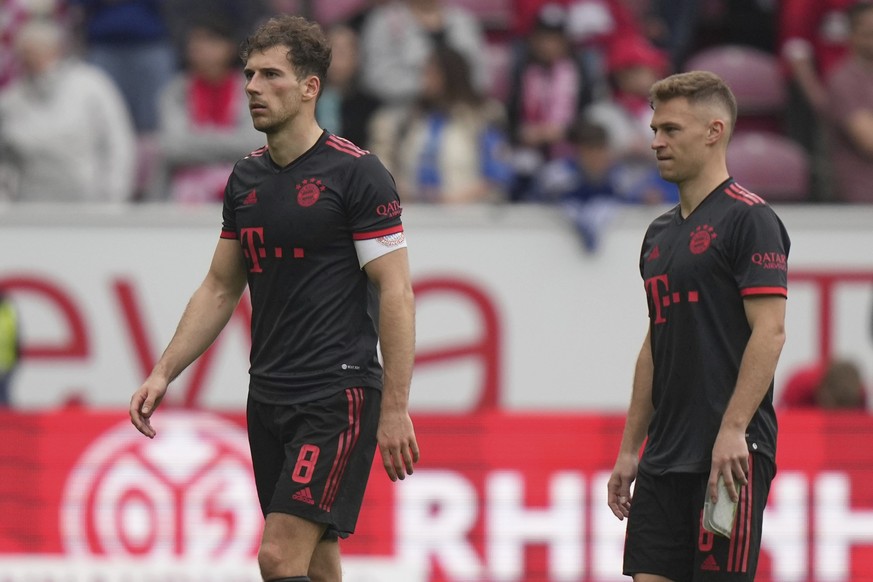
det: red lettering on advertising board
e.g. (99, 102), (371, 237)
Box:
(413, 277), (501, 411)
(2, 411), (873, 580)
(113, 278), (252, 407)
(789, 270), (873, 360)
(0, 275), (89, 359)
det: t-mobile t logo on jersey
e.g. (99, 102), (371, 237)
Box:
(240, 227), (304, 274)
(240, 227), (266, 273)
(644, 274), (700, 324)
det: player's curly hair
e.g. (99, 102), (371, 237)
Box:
(240, 15), (331, 87)
(649, 70), (738, 136)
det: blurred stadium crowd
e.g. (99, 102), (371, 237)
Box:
(1, 0), (872, 222)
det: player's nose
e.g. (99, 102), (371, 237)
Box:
(245, 76), (261, 95)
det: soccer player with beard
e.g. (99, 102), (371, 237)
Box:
(130, 15), (419, 582)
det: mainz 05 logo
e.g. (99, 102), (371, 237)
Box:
(61, 412), (262, 559)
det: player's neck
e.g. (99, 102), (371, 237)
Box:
(677, 160), (730, 218)
(266, 118), (324, 168)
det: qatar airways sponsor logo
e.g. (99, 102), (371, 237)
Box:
(376, 201), (402, 218)
(752, 251), (787, 271)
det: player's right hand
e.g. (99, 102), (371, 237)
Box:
(607, 453), (638, 520)
(129, 377), (168, 439)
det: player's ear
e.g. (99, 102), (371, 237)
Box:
(706, 119), (727, 145)
(302, 74), (321, 102)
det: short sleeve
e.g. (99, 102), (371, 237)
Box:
(730, 205), (791, 297)
(344, 153), (404, 237)
(220, 174), (238, 240)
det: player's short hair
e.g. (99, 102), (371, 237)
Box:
(649, 71), (738, 136)
(240, 15), (331, 88)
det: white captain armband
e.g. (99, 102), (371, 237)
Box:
(354, 230), (408, 268)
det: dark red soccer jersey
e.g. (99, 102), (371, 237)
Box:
(638, 179), (790, 474)
(221, 131), (404, 405)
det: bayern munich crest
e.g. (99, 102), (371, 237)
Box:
(296, 178), (325, 207)
(378, 232), (406, 247)
(689, 224), (717, 254)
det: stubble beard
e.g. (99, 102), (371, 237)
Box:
(252, 114), (277, 134)
(251, 105), (296, 136)
(254, 115), (293, 138)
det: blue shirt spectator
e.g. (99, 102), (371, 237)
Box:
(530, 118), (677, 250)
(71, 0), (176, 133)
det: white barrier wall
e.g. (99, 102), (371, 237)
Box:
(0, 203), (871, 411)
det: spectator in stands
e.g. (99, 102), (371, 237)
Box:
(827, 0), (873, 203)
(341, 0), (392, 33)
(528, 118), (676, 251)
(584, 39), (677, 210)
(162, 0), (270, 56)
(780, 358), (868, 410)
(513, 0), (648, 86)
(781, 0), (853, 115)
(69, 0), (176, 134)
(0, 291), (19, 407)
(585, 37), (669, 164)
(657, 0), (777, 68)
(358, 0), (488, 105)
(818, 359), (868, 409)
(0, 0), (68, 90)
(514, 0), (643, 47)
(369, 45), (512, 203)
(150, 15), (263, 203)
(0, 19), (136, 202)
(506, 3), (587, 200)
(780, 0), (855, 200)
(316, 24), (381, 148)
(634, 0), (700, 71)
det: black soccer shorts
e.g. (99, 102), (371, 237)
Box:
(246, 387), (381, 539)
(623, 453), (775, 581)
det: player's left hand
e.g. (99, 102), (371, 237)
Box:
(709, 426), (749, 503)
(377, 409), (420, 481)
(607, 452), (638, 520)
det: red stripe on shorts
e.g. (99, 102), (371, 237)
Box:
(319, 388), (363, 511)
(728, 454), (754, 572)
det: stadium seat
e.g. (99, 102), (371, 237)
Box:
(727, 131), (811, 202)
(684, 45), (787, 131)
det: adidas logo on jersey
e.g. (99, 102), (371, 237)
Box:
(292, 487), (315, 505)
(243, 190), (258, 205)
(700, 555), (720, 572)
